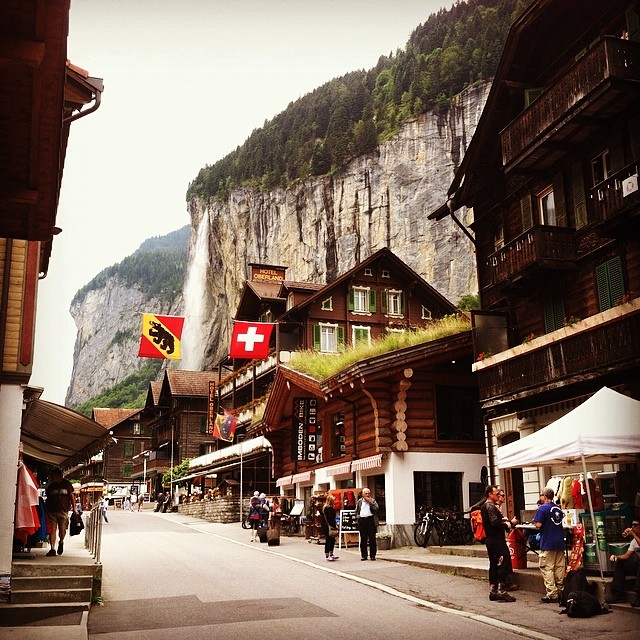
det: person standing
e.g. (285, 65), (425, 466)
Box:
(481, 485), (516, 602)
(101, 496), (109, 523)
(248, 494), (262, 542)
(45, 468), (77, 557)
(609, 520), (640, 607)
(355, 488), (379, 561)
(534, 487), (566, 603)
(496, 489), (520, 591)
(130, 492), (138, 512)
(322, 494), (339, 561)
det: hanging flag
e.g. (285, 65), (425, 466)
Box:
(138, 314), (185, 359)
(229, 321), (275, 360)
(212, 408), (238, 442)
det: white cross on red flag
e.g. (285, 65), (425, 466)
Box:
(229, 321), (275, 360)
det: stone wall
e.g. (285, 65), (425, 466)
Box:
(177, 495), (240, 524)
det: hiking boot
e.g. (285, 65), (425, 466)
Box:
(57, 542), (64, 555)
(492, 590), (516, 602)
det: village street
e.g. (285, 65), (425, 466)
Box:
(87, 508), (639, 640)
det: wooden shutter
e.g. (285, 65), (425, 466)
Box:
(348, 288), (354, 311)
(597, 256), (625, 311)
(369, 289), (376, 312)
(313, 325), (321, 350)
(381, 290), (388, 314)
(571, 161), (588, 229)
(520, 194), (534, 231)
(553, 172), (567, 227)
(543, 293), (565, 333)
(337, 326), (345, 349)
(608, 133), (625, 175)
(399, 291), (405, 315)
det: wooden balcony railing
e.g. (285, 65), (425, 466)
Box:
(591, 161), (640, 231)
(483, 225), (576, 289)
(477, 306), (640, 403)
(501, 37), (640, 169)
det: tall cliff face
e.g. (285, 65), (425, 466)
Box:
(182, 82), (490, 371)
(65, 83), (489, 403)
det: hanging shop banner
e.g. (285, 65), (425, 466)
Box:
(292, 397), (319, 462)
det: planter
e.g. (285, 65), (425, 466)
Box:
(376, 537), (391, 550)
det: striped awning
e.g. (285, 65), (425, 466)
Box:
(326, 461), (352, 476)
(291, 471), (313, 484)
(351, 454), (383, 472)
(276, 475), (293, 488)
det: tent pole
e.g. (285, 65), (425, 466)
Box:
(581, 455), (604, 580)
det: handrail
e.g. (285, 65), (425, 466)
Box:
(84, 504), (103, 563)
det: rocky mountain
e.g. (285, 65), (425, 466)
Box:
(65, 82), (489, 406)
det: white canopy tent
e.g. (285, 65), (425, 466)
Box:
(496, 387), (640, 577)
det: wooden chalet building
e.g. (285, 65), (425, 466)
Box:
(430, 0), (640, 520)
(187, 249), (485, 539)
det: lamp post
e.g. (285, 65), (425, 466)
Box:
(142, 453), (148, 499)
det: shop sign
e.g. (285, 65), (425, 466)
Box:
(292, 397), (319, 462)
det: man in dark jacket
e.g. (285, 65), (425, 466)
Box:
(481, 485), (517, 602)
(45, 468), (77, 557)
(355, 488), (379, 561)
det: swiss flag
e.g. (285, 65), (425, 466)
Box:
(229, 321), (275, 360)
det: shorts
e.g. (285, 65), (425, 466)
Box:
(47, 511), (70, 538)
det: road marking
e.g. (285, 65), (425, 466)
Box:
(177, 521), (560, 640)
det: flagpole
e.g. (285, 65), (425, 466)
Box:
(238, 434), (244, 524)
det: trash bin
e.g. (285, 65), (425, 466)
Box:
(507, 529), (528, 569)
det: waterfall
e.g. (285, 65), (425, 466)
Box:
(180, 212), (211, 371)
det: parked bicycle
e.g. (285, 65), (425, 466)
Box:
(414, 506), (474, 547)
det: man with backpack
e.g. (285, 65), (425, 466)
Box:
(481, 485), (518, 602)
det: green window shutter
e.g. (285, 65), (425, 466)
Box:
(369, 289), (376, 312)
(543, 293), (565, 333)
(596, 262), (610, 310)
(337, 326), (345, 349)
(348, 288), (355, 311)
(313, 325), (321, 350)
(597, 256), (625, 311)
(124, 441), (134, 457)
(609, 256), (625, 305)
(571, 161), (588, 229)
(520, 195), (533, 231)
(381, 290), (388, 314)
(553, 172), (567, 227)
(399, 291), (405, 315)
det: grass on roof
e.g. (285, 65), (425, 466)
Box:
(288, 314), (470, 381)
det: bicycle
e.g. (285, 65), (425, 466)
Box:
(442, 508), (474, 545)
(414, 506), (447, 547)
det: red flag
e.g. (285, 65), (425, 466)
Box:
(212, 409), (238, 442)
(138, 314), (185, 359)
(229, 321), (275, 359)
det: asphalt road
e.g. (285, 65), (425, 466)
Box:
(88, 508), (639, 640)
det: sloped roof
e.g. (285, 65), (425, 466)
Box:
(92, 408), (140, 428)
(163, 369), (219, 397)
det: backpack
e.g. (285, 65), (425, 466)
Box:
(560, 569), (591, 606)
(470, 509), (485, 542)
(562, 591), (609, 618)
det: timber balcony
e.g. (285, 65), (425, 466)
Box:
(473, 299), (640, 406)
(591, 160), (640, 239)
(481, 225), (576, 292)
(501, 37), (640, 173)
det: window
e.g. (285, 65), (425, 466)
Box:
(591, 150), (611, 186)
(435, 386), (483, 442)
(382, 270), (390, 278)
(123, 463), (132, 478)
(321, 297), (333, 311)
(421, 306), (432, 320)
(596, 256), (625, 311)
(352, 325), (371, 346)
(494, 226), (504, 252)
(382, 289), (404, 316)
(524, 87), (544, 107)
(314, 323), (344, 353)
(543, 292), (566, 333)
(538, 186), (556, 225)
(124, 441), (134, 457)
(349, 287), (375, 314)
(364, 268), (373, 276)
(131, 422), (142, 435)
(200, 416), (207, 434)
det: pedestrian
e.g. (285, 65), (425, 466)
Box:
(248, 494), (262, 542)
(496, 489), (520, 592)
(137, 493), (143, 511)
(101, 496), (109, 523)
(609, 520), (640, 607)
(480, 485), (516, 602)
(130, 492), (138, 512)
(259, 492), (270, 527)
(534, 487), (566, 603)
(355, 488), (379, 561)
(322, 494), (339, 561)
(123, 496), (130, 511)
(44, 468), (77, 557)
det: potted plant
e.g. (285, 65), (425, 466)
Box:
(376, 531), (392, 550)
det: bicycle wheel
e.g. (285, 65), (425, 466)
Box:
(414, 519), (428, 547)
(461, 518), (474, 545)
(241, 516), (251, 529)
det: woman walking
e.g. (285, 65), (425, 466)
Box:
(322, 494), (339, 561)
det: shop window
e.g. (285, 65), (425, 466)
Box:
(321, 296), (333, 311)
(352, 325), (371, 346)
(596, 256), (625, 311)
(413, 471), (462, 512)
(435, 386), (483, 442)
(543, 292), (566, 333)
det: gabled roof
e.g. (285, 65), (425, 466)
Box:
(147, 381), (163, 407)
(278, 247), (457, 320)
(235, 280), (285, 319)
(92, 408), (140, 428)
(161, 369), (219, 399)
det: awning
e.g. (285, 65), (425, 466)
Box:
(188, 436), (272, 474)
(276, 475), (293, 488)
(351, 454), (383, 472)
(175, 471), (218, 484)
(291, 471), (313, 484)
(326, 461), (352, 476)
(21, 399), (114, 468)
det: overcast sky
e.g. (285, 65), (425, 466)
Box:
(29, 0), (453, 405)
